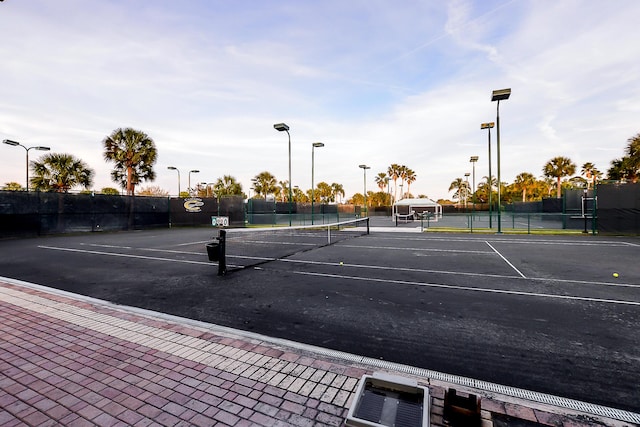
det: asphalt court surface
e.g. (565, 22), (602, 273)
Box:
(1, 225), (639, 414)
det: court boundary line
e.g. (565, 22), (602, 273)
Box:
(485, 241), (526, 278)
(279, 258), (640, 288)
(291, 270), (640, 306)
(38, 245), (214, 266)
(364, 234), (635, 247)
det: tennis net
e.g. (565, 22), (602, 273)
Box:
(206, 217), (369, 275)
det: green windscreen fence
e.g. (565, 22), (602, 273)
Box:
(596, 182), (640, 235)
(0, 191), (169, 236)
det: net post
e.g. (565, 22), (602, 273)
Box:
(366, 217), (370, 234)
(218, 230), (227, 276)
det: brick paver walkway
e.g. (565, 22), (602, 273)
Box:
(0, 279), (636, 427)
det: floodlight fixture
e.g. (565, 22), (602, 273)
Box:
(273, 123), (290, 132)
(491, 88), (511, 102)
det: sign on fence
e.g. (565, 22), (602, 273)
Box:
(211, 216), (229, 227)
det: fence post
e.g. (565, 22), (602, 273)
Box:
(561, 190), (567, 229)
(592, 186), (598, 235)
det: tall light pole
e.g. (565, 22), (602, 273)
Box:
(311, 142), (324, 224)
(274, 123), (292, 226)
(464, 172), (470, 209)
(480, 122), (495, 228)
(470, 156), (478, 210)
(491, 88), (511, 234)
(167, 166), (181, 197)
(188, 170), (200, 196)
(3, 139), (50, 191)
(359, 164), (370, 216)
(470, 156), (478, 232)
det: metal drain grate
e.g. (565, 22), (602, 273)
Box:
(346, 373), (430, 427)
(354, 390), (386, 424)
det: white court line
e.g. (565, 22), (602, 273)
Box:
(175, 240), (212, 246)
(280, 259), (640, 289)
(485, 241), (526, 278)
(38, 246), (213, 266)
(366, 235), (633, 247)
(81, 243), (133, 249)
(293, 270), (640, 307)
(340, 244), (494, 255)
(81, 243), (203, 255)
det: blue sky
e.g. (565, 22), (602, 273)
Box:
(1, 0), (639, 200)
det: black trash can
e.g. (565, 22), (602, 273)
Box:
(206, 239), (221, 261)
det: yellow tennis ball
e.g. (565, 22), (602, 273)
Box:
(339, 262), (344, 266)
(613, 273), (619, 278)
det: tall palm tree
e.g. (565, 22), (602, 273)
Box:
(482, 175), (497, 189)
(252, 171), (278, 200)
(103, 128), (157, 196)
(513, 172), (537, 202)
(374, 172), (387, 192)
(30, 153), (94, 192)
(397, 165), (408, 199)
(331, 183), (345, 204)
(543, 156), (576, 198)
(387, 164), (401, 202)
(405, 168), (416, 197)
(448, 177), (468, 205)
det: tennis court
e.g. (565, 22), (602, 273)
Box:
(0, 219), (639, 414)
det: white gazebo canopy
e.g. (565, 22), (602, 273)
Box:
(392, 197), (443, 219)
